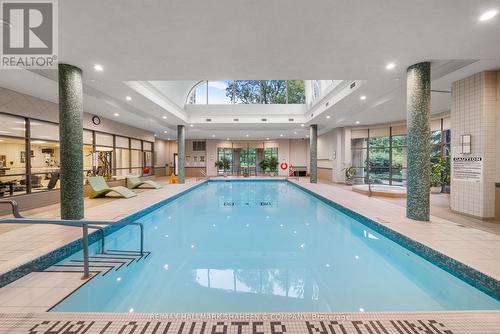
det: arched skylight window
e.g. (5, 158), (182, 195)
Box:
(187, 80), (305, 105)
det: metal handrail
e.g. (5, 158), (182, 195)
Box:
(0, 215), (145, 279)
(0, 200), (23, 218)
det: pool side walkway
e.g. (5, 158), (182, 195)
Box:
(1, 311), (499, 334)
(290, 179), (500, 281)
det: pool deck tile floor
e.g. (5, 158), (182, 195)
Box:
(0, 311), (499, 334)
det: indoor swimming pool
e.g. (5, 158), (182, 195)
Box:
(51, 180), (500, 313)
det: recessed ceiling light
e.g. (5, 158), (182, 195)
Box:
(326, 115), (331, 119)
(190, 124), (194, 127)
(153, 134), (157, 137)
(113, 113), (119, 117)
(360, 95), (367, 100)
(385, 62), (396, 70)
(356, 121), (360, 124)
(212, 134), (215, 137)
(479, 10), (498, 21)
(301, 124), (305, 127)
(167, 138), (171, 140)
(125, 96), (132, 101)
(246, 134), (249, 137)
(162, 116), (167, 119)
(280, 134), (284, 137)
(164, 130), (168, 134)
(293, 131), (297, 134)
(226, 137), (230, 140)
(266, 138), (270, 140)
(93, 64), (103, 72)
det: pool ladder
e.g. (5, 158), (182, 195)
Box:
(0, 199), (147, 279)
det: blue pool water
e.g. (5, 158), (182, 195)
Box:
(52, 181), (500, 312)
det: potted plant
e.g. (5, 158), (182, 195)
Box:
(342, 166), (357, 185)
(430, 157), (446, 194)
(268, 157), (279, 176)
(258, 159), (269, 175)
(215, 158), (231, 177)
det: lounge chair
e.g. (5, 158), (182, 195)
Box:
(126, 176), (161, 189)
(87, 176), (137, 199)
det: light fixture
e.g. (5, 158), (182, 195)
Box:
(153, 134), (157, 137)
(113, 113), (119, 117)
(385, 62), (395, 70)
(226, 137), (230, 140)
(479, 10), (498, 21)
(360, 95), (367, 100)
(246, 134), (249, 137)
(31, 140), (46, 144)
(266, 137), (270, 140)
(301, 124), (305, 127)
(211, 134), (215, 138)
(162, 116), (167, 119)
(293, 131), (297, 134)
(326, 115), (331, 119)
(167, 138), (171, 140)
(356, 121), (360, 124)
(93, 64), (103, 72)
(280, 134), (284, 137)
(125, 96), (132, 101)
(164, 130), (168, 134)
(190, 124), (194, 127)
(0, 139), (3, 142)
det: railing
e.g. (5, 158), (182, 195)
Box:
(0, 200), (144, 279)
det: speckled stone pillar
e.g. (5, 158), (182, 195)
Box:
(406, 62), (431, 221)
(309, 124), (318, 183)
(58, 64), (84, 220)
(177, 125), (185, 184)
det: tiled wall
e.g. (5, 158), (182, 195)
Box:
(450, 71), (499, 218)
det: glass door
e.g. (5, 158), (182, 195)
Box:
(240, 148), (257, 176)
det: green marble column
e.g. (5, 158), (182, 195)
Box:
(309, 124), (318, 183)
(58, 64), (84, 220)
(406, 62), (431, 221)
(177, 125), (185, 184)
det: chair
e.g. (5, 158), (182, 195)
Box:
(126, 176), (161, 189)
(87, 176), (137, 199)
(47, 172), (60, 190)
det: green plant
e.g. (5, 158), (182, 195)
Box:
(215, 158), (231, 173)
(258, 159), (268, 171)
(430, 156), (446, 187)
(342, 166), (357, 180)
(267, 157), (279, 172)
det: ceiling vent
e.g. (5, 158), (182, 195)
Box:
(350, 82), (356, 89)
(205, 118), (212, 122)
(288, 118), (294, 122)
(325, 101), (330, 107)
(261, 118), (267, 122)
(233, 118), (239, 122)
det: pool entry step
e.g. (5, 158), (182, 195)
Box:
(45, 250), (151, 276)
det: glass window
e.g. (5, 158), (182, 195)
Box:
(287, 80), (306, 104)
(143, 141), (152, 151)
(131, 139), (141, 150)
(83, 130), (93, 145)
(0, 175), (26, 197)
(30, 140), (60, 175)
(115, 136), (129, 148)
(95, 132), (113, 147)
(115, 148), (130, 170)
(208, 81), (232, 104)
(0, 114), (25, 137)
(31, 121), (59, 141)
(193, 81), (208, 104)
(0, 137), (26, 175)
(131, 150), (142, 167)
(83, 144), (94, 172)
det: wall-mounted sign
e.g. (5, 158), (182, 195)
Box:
(453, 156), (482, 182)
(460, 134), (471, 154)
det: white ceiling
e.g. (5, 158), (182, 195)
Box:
(0, 0), (499, 139)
